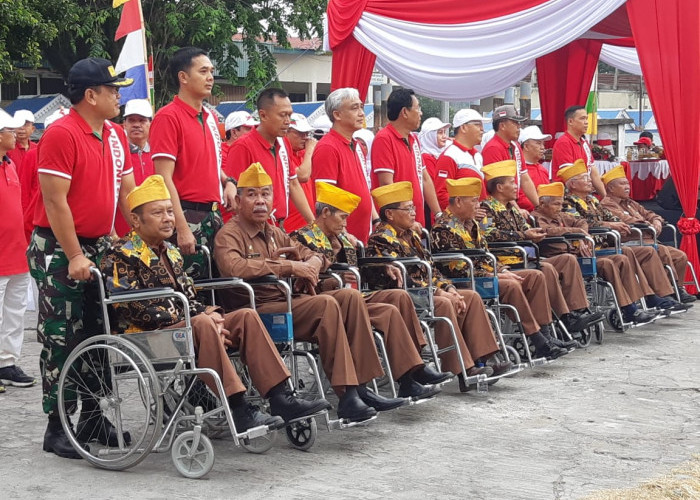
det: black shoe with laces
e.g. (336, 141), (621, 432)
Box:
(269, 390), (332, 422)
(623, 309), (657, 324)
(43, 417), (86, 459)
(0, 365), (36, 387)
(677, 288), (697, 304)
(397, 376), (441, 400)
(357, 385), (408, 411)
(412, 365), (453, 385)
(535, 338), (569, 360)
(232, 403), (284, 433)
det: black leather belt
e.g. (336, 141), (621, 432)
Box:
(35, 226), (100, 246)
(180, 200), (219, 212)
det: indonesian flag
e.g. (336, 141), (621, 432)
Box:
(114, 0), (149, 105)
(586, 69), (598, 135)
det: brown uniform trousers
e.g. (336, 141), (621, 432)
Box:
(502, 270), (552, 335)
(365, 289), (425, 380)
(540, 255), (589, 314)
(596, 254), (645, 307)
(256, 288), (384, 388)
(432, 290), (500, 375)
(657, 245), (688, 283)
(621, 246), (674, 297)
(182, 309), (291, 398)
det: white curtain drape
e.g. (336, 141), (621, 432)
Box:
(599, 44), (642, 75)
(347, 0), (626, 100)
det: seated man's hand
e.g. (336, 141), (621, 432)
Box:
(608, 221), (631, 235)
(498, 270), (524, 282)
(272, 246), (301, 260)
(385, 264), (404, 288)
(294, 277), (318, 295)
(208, 311), (232, 346)
(579, 240), (594, 257)
(445, 287), (466, 314)
(519, 208), (530, 219)
(292, 261), (320, 285)
(524, 228), (546, 242)
(411, 221), (423, 234)
(475, 207), (487, 221)
(652, 220), (663, 234)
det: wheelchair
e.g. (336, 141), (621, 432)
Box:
(57, 264), (325, 479)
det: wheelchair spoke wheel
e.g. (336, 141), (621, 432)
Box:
(240, 430), (276, 454)
(58, 335), (162, 470)
(606, 309), (624, 332)
(286, 417), (317, 451)
(171, 430), (215, 479)
(594, 321), (605, 344)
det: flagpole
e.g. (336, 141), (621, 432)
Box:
(136, 0), (151, 107)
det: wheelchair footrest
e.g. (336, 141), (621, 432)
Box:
(239, 424), (274, 441)
(529, 357), (551, 367)
(328, 414), (378, 431)
(285, 409), (329, 425)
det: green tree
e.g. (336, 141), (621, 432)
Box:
(5, 0), (326, 108)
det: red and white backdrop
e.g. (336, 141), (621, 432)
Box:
(326, 0), (700, 291)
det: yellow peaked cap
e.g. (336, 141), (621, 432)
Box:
(537, 182), (565, 197)
(558, 158), (588, 182)
(237, 162), (272, 188)
(482, 160), (517, 181)
(127, 174), (170, 212)
(600, 165), (626, 185)
(316, 181), (361, 214)
(371, 181), (413, 209)
(446, 177), (482, 198)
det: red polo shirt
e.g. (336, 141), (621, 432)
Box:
(313, 129), (373, 243)
(150, 96), (222, 203)
(517, 162), (550, 211)
(283, 148), (312, 233)
(0, 156), (29, 274)
(481, 134), (524, 188)
(18, 148), (39, 242)
(434, 141), (486, 207)
(7, 140), (37, 175)
(551, 132), (593, 180)
(225, 127), (296, 220)
(33, 108), (133, 238)
(371, 123), (426, 225)
(114, 143), (155, 236)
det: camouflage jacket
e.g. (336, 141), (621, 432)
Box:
(100, 232), (211, 333)
(431, 209), (496, 278)
(367, 222), (451, 290)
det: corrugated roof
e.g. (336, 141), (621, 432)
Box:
(2, 94), (71, 129)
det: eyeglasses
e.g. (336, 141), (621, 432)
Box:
(0, 129), (16, 135)
(392, 205), (416, 213)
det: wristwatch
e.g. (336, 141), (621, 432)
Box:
(224, 177), (237, 186)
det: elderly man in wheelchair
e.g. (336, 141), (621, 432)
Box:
(99, 175), (330, 435)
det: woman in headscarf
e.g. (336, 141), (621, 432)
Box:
(418, 117), (451, 184)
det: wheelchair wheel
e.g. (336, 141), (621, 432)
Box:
(594, 321), (605, 345)
(606, 309), (624, 332)
(504, 345), (521, 366)
(286, 417), (317, 451)
(240, 430), (277, 454)
(577, 327), (592, 348)
(171, 430), (215, 479)
(511, 337), (534, 361)
(58, 334), (162, 470)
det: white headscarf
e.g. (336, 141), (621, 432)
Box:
(418, 117), (451, 159)
(353, 128), (375, 174)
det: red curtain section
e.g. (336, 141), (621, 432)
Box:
(535, 39), (602, 140)
(627, 0), (700, 291)
(589, 5), (632, 37)
(330, 37), (377, 100)
(326, 0), (369, 49)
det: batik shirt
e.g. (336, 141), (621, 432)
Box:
(431, 209), (496, 277)
(100, 231), (213, 332)
(563, 194), (620, 226)
(290, 222), (358, 266)
(480, 196), (531, 265)
(367, 222), (451, 290)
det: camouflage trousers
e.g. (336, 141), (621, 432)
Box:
(170, 207), (223, 282)
(26, 228), (110, 415)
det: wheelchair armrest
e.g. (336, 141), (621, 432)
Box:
(561, 233), (588, 240)
(357, 257), (394, 266)
(329, 262), (351, 271)
(248, 274), (284, 284)
(540, 237), (567, 244)
(108, 286), (174, 297)
(631, 223), (651, 229)
(588, 227), (612, 234)
(194, 277), (243, 286)
(486, 241), (519, 248)
(432, 251), (472, 259)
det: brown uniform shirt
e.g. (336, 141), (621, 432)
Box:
(601, 195), (664, 240)
(213, 215), (331, 305)
(532, 209), (588, 257)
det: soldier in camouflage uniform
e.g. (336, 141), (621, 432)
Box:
(27, 58), (136, 459)
(291, 182), (449, 400)
(559, 161), (687, 312)
(367, 181), (508, 391)
(480, 160), (604, 333)
(431, 177), (574, 356)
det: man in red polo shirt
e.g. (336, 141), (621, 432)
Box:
(433, 108), (491, 209)
(371, 88), (441, 227)
(225, 88), (314, 231)
(151, 47), (237, 278)
(284, 113), (317, 233)
(27, 57), (135, 459)
(312, 88), (377, 243)
(481, 105), (539, 211)
(516, 125), (552, 211)
(551, 104), (605, 196)
(0, 109), (36, 395)
(222, 110), (258, 167)
(7, 109), (37, 175)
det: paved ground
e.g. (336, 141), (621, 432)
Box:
(2, 308), (699, 500)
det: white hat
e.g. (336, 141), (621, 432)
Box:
(311, 114), (332, 133)
(14, 109), (35, 124)
(554, 131), (565, 140)
(453, 108), (491, 128)
(124, 99), (153, 119)
(43, 107), (70, 129)
(420, 117), (450, 133)
(289, 113), (313, 133)
(0, 109), (24, 129)
(519, 125), (552, 144)
(225, 111), (258, 131)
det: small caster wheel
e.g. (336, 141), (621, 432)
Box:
(240, 430), (276, 454)
(606, 309), (623, 332)
(286, 418), (317, 451)
(594, 321), (605, 344)
(172, 430), (214, 479)
(505, 345), (521, 366)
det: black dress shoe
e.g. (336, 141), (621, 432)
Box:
(397, 377), (441, 400)
(43, 420), (86, 459)
(678, 288), (697, 304)
(563, 311), (603, 332)
(232, 403), (285, 432)
(534, 338), (568, 360)
(623, 309), (657, 324)
(76, 411), (131, 447)
(336, 387), (377, 422)
(412, 365), (453, 385)
(269, 390), (332, 422)
(488, 359), (514, 376)
(357, 386), (408, 411)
